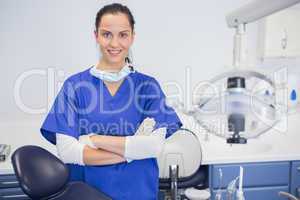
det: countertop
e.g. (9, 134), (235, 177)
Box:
(183, 112), (300, 165)
(1, 113), (300, 175)
(0, 120), (57, 175)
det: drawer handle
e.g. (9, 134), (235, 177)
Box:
(2, 194), (28, 199)
(1, 181), (19, 185)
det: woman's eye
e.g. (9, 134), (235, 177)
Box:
(120, 33), (128, 38)
(102, 32), (111, 38)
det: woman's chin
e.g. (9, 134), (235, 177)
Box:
(107, 58), (126, 66)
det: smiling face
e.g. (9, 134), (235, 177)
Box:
(95, 12), (134, 70)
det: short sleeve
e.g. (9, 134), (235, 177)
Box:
(40, 80), (80, 144)
(142, 78), (182, 138)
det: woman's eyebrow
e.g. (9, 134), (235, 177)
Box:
(99, 29), (111, 32)
(120, 30), (130, 33)
(99, 29), (130, 33)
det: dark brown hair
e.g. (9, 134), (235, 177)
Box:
(95, 3), (135, 32)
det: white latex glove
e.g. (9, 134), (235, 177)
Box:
(125, 118), (158, 163)
(78, 117), (156, 149)
(78, 134), (97, 149)
(135, 117), (156, 136)
(124, 127), (167, 160)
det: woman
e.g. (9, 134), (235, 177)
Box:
(40, 3), (182, 200)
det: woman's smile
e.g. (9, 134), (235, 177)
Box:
(107, 48), (122, 57)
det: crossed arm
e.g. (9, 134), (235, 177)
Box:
(56, 119), (165, 166)
(56, 133), (127, 166)
(56, 131), (165, 166)
(83, 135), (126, 165)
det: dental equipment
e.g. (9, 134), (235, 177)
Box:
(226, 177), (239, 200)
(226, 77), (247, 144)
(278, 191), (299, 200)
(178, 69), (281, 143)
(169, 165), (179, 200)
(225, 166), (245, 200)
(215, 168), (223, 200)
(0, 144), (11, 162)
(236, 166), (245, 200)
(157, 128), (205, 200)
(174, 0), (300, 143)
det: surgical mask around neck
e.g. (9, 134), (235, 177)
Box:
(90, 63), (135, 82)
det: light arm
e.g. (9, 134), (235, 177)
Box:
(226, 0), (300, 28)
(226, 0), (300, 68)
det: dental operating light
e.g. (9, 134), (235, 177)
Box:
(176, 0), (300, 143)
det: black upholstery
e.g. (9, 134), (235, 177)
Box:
(11, 145), (111, 200)
(49, 182), (112, 200)
(159, 165), (207, 190)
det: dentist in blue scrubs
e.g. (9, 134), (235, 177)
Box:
(40, 3), (182, 200)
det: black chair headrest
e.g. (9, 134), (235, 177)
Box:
(11, 145), (69, 199)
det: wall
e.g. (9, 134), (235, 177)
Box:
(1, 0), (298, 128)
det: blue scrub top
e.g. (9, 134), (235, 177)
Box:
(40, 68), (182, 200)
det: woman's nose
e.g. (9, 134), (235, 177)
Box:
(109, 36), (119, 47)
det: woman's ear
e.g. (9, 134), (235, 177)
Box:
(94, 30), (99, 43)
(131, 31), (135, 44)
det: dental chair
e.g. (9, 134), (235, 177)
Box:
(11, 145), (112, 200)
(158, 128), (207, 200)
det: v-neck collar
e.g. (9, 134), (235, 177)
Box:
(99, 72), (135, 101)
(103, 79), (126, 98)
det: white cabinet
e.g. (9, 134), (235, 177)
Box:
(257, 5), (300, 59)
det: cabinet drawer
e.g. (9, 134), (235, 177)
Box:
(291, 161), (300, 197)
(0, 176), (19, 189)
(211, 162), (290, 189)
(0, 188), (29, 200)
(212, 185), (289, 200)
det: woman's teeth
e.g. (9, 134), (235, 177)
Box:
(108, 49), (122, 56)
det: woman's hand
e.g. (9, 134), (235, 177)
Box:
(78, 117), (156, 152)
(79, 134), (97, 149)
(78, 117), (167, 161)
(135, 117), (156, 136)
(124, 127), (166, 160)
